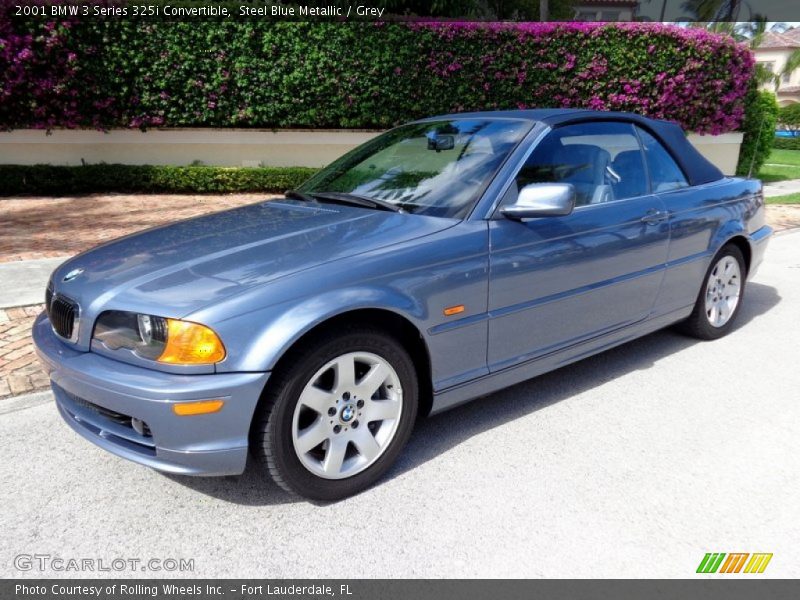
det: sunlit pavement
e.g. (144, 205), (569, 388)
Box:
(1, 231), (799, 578)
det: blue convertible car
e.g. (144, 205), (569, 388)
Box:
(34, 109), (771, 500)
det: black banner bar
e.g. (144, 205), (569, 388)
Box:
(3, 580), (800, 600)
(6, 0), (800, 22)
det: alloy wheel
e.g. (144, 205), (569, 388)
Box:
(704, 255), (742, 328)
(291, 352), (403, 479)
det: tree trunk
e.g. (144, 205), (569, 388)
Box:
(540, 0), (548, 21)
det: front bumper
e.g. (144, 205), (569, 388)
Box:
(32, 312), (269, 476)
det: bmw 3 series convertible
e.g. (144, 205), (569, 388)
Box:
(34, 109), (772, 500)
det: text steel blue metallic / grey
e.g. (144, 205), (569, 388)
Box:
(33, 110), (772, 500)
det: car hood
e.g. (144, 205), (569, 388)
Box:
(51, 200), (456, 318)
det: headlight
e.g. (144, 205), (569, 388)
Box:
(93, 311), (226, 365)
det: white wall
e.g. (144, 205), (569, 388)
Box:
(0, 128), (744, 175)
(686, 132), (744, 176)
(0, 129), (379, 169)
(755, 48), (798, 89)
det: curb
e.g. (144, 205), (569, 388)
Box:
(0, 390), (52, 415)
(776, 226), (800, 236)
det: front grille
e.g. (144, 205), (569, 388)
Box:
(50, 295), (78, 340)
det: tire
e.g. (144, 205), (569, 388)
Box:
(251, 326), (419, 501)
(677, 244), (746, 340)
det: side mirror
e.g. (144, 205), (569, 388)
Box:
(501, 183), (576, 221)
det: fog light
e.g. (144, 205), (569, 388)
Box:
(172, 399), (225, 416)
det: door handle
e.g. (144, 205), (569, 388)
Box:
(641, 210), (669, 225)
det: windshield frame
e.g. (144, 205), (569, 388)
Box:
(297, 117), (534, 220)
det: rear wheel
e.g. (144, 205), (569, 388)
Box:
(678, 244), (746, 340)
(252, 327), (418, 501)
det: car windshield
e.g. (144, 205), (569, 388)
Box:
(297, 118), (531, 218)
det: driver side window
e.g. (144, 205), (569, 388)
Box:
(514, 121), (647, 207)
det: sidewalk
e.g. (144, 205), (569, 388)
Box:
(764, 179), (800, 198)
(0, 258), (65, 308)
(0, 305), (46, 397)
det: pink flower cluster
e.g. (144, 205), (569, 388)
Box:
(411, 21), (754, 134)
(0, 1), (123, 130)
(0, 16), (754, 134)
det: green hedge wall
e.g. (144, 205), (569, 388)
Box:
(735, 89), (779, 176)
(773, 136), (800, 150)
(0, 165), (317, 196)
(1, 19), (753, 134)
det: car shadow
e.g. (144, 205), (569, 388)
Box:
(164, 281), (780, 506)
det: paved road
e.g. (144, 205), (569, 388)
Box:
(2, 233), (799, 579)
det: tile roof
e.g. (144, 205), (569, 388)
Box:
(781, 27), (800, 42)
(758, 30), (800, 49)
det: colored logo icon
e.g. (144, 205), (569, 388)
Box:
(697, 553), (773, 574)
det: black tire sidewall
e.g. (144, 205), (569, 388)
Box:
(688, 245), (747, 339)
(262, 330), (418, 501)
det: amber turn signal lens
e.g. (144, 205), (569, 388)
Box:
(443, 304), (465, 316)
(172, 399), (225, 416)
(157, 319), (226, 365)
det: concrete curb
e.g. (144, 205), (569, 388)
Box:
(0, 257), (69, 309)
(0, 389), (52, 415)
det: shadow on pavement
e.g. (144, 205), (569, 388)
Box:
(166, 281), (780, 506)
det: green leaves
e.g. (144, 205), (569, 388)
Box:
(0, 165), (318, 195)
(2, 21), (752, 134)
(735, 88), (779, 176)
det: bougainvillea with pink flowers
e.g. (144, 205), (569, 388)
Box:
(0, 2), (121, 130)
(0, 18), (754, 134)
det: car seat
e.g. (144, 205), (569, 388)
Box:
(610, 150), (645, 200)
(552, 144), (611, 206)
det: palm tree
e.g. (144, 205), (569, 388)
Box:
(778, 49), (800, 91)
(682, 0), (744, 21)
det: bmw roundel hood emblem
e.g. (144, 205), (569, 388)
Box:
(62, 268), (84, 282)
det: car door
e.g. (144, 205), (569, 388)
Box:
(632, 125), (716, 316)
(487, 120), (670, 372)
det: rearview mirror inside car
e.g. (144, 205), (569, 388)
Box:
(427, 135), (455, 152)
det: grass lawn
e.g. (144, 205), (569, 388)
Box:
(759, 148), (800, 182)
(766, 192), (800, 205)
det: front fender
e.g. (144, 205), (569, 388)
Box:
(211, 286), (427, 373)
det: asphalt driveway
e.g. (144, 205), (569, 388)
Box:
(1, 232), (799, 578)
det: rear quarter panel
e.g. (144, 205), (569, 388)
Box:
(655, 177), (764, 316)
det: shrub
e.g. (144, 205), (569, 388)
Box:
(773, 136), (800, 151)
(735, 88), (778, 176)
(0, 164), (317, 196)
(0, 20), (753, 134)
(777, 103), (800, 133)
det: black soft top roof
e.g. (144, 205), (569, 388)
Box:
(420, 109), (725, 186)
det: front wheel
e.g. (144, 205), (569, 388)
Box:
(252, 327), (418, 501)
(677, 244), (746, 340)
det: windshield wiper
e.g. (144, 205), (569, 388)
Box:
(309, 191), (403, 213)
(285, 189), (316, 203)
(285, 189), (402, 213)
